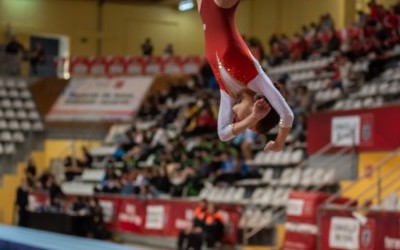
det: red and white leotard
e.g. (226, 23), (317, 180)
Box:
(199, 0), (294, 141)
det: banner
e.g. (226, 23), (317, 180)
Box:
(331, 116), (360, 146)
(308, 106), (400, 153)
(145, 205), (165, 230)
(329, 217), (360, 249)
(46, 76), (153, 121)
(30, 193), (242, 245)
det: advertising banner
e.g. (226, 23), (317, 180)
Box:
(46, 77), (153, 121)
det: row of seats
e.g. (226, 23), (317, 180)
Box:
(268, 57), (333, 75)
(250, 187), (290, 207)
(0, 142), (16, 155)
(0, 89), (31, 99)
(57, 55), (206, 76)
(248, 149), (305, 167)
(61, 182), (96, 196)
(0, 131), (25, 143)
(0, 109), (40, 120)
(314, 88), (342, 103)
(306, 79), (330, 91)
(199, 186), (246, 203)
(332, 97), (384, 111)
(0, 78), (28, 89)
(237, 167), (336, 188)
(0, 120), (44, 132)
(239, 209), (274, 229)
(352, 81), (400, 98)
(0, 99), (36, 110)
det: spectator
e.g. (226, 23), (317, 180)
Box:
(164, 43), (174, 57)
(15, 178), (29, 227)
(203, 203), (224, 249)
(141, 38), (153, 57)
(87, 197), (110, 239)
(150, 167), (171, 195)
(5, 35), (24, 55)
(25, 158), (37, 188)
(64, 155), (83, 181)
(177, 199), (208, 250)
(78, 146), (93, 168)
(100, 167), (121, 193)
(46, 175), (64, 207)
(29, 42), (46, 75)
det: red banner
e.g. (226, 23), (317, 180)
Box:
(30, 193), (242, 244)
(307, 106), (400, 153)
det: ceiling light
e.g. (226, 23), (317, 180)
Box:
(178, 0), (194, 11)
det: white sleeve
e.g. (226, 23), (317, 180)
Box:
(218, 90), (236, 141)
(248, 71), (294, 128)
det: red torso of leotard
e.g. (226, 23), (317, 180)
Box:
(199, 0), (258, 93)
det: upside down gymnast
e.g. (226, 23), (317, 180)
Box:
(197, 0), (294, 152)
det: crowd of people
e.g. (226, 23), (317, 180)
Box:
(16, 158), (110, 240)
(265, 0), (400, 66)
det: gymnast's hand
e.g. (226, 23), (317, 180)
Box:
(264, 140), (283, 152)
(251, 98), (270, 121)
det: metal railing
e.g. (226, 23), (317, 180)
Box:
(323, 146), (400, 206)
(317, 146), (400, 250)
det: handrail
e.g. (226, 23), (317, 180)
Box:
(354, 169), (400, 210)
(324, 146), (400, 205)
(342, 162), (400, 207)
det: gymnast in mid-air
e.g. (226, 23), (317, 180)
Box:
(197, 0), (294, 152)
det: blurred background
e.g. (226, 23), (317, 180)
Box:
(0, 0), (399, 249)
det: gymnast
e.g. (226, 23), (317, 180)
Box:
(197, 0), (294, 152)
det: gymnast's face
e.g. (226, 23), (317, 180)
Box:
(232, 89), (255, 122)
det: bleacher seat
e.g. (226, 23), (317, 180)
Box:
(261, 168), (274, 184)
(8, 120), (20, 131)
(289, 168), (302, 187)
(290, 149), (304, 165)
(300, 168), (314, 187)
(12, 131), (24, 143)
(1, 131), (12, 142)
(61, 182), (96, 196)
(4, 143), (15, 155)
(81, 169), (106, 182)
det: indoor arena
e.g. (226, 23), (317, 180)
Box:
(0, 0), (399, 249)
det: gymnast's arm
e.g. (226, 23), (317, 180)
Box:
(217, 90), (269, 141)
(248, 74), (294, 151)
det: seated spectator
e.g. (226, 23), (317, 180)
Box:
(72, 196), (90, 215)
(203, 203), (225, 249)
(100, 167), (121, 193)
(87, 197), (110, 239)
(64, 156), (83, 181)
(149, 167), (171, 195)
(45, 175), (64, 207)
(120, 170), (139, 195)
(177, 199), (208, 250)
(78, 146), (93, 168)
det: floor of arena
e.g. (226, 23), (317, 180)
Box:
(0, 225), (156, 250)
